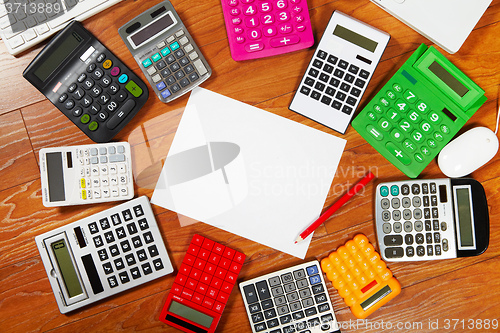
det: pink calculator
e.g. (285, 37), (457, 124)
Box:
(221, 0), (314, 61)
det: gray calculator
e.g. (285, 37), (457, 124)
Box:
(239, 261), (341, 333)
(375, 178), (489, 262)
(118, 0), (211, 103)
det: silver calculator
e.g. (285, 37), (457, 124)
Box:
(375, 178), (489, 261)
(118, 0), (212, 103)
(39, 142), (134, 207)
(35, 196), (174, 313)
(239, 261), (340, 333)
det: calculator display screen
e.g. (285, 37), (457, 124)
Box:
(51, 239), (84, 298)
(428, 61), (469, 97)
(33, 31), (83, 82)
(454, 187), (475, 249)
(130, 12), (175, 47)
(360, 284), (392, 311)
(169, 301), (213, 328)
(46, 152), (66, 202)
(333, 25), (377, 52)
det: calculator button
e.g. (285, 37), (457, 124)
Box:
(414, 221), (424, 232)
(100, 75), (111, 87)
(142, 58), (153, 68)
(390, 185), (399, 196)
(96, 53), (106, 63)
(384, 235), (403, 246)
(366, 109), (378, 119)
(103, 59), (113, 69)
(64, 99), (75, 110)
(385, 247), (404, 258)
(256, 280), (271, 300)
(108, 276), (119, 288)
(386, 142), (411, 165)
(142, 262), (153, 275)
(148, 244), (159, 257)
(354, 78), (366, 88)
(379, 185), (389, 197)
(89, 222), (99, 234)
(366, 125), (384, 141)
(333, 68), (344, 79)
(317, 61), (332, 73)
(87, 63), (97, 73)
(380, 198), (391, 209)
(269, 35), (300, 47)
(114, 258), (125, 270)
(118, 74), (129, 84)
(92, 68), (105, 80)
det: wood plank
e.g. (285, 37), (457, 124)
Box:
(0, 42), (45, 114)
(0, 111), (40, 190)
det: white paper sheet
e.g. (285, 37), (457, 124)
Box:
(151, 87), (346, 258)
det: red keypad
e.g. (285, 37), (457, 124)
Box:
(160, 234), (246, 333)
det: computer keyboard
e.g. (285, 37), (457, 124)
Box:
(0, 0), (122, 56)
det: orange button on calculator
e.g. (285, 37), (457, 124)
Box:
(321, 234), (401, 319)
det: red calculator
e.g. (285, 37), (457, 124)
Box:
(159, 234), (246, 333)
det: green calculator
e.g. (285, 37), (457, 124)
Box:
(352, 44), (486, 178)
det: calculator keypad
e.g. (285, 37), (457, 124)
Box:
(375, 179), (457, 261)
(299, 49), (369, 117)
(77, 143), (131, 201)
(364, 83), (452, 165)
(58, 51), (145, 140)
(89, 202), (165, 288)
(221, 0), (314, 61)
(240, 261), (340, 333)
(139, 29), (211, 103)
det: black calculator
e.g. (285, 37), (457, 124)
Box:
(23, 21), (149, 143)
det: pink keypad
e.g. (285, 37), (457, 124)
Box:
(221, 0), (314, 61)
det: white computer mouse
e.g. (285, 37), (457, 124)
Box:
(438, 126), (499, 177)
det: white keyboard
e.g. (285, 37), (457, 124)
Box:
(0, 0), (122, 56)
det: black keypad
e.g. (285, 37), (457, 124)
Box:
(296, 49), (371, 125)
(88, 201), (165, 291)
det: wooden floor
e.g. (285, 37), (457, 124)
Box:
(1, 0), (500, 332)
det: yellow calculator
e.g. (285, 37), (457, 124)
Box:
(321, 234), (401, 319)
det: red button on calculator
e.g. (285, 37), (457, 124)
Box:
(160, 234), (246, 333)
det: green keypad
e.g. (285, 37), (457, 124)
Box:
(352, 44), (487, 178)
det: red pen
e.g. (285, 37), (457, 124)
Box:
(295, 171), (376, 244)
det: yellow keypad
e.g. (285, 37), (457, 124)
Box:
(321, 234), (401, 319)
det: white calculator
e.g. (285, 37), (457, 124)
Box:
(39, 142), (133, 207)
(35, 196), (174, 313)
(375, 178), (489, 261)
(239, 261), (341, 333)
(289, 11), (390, 134)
